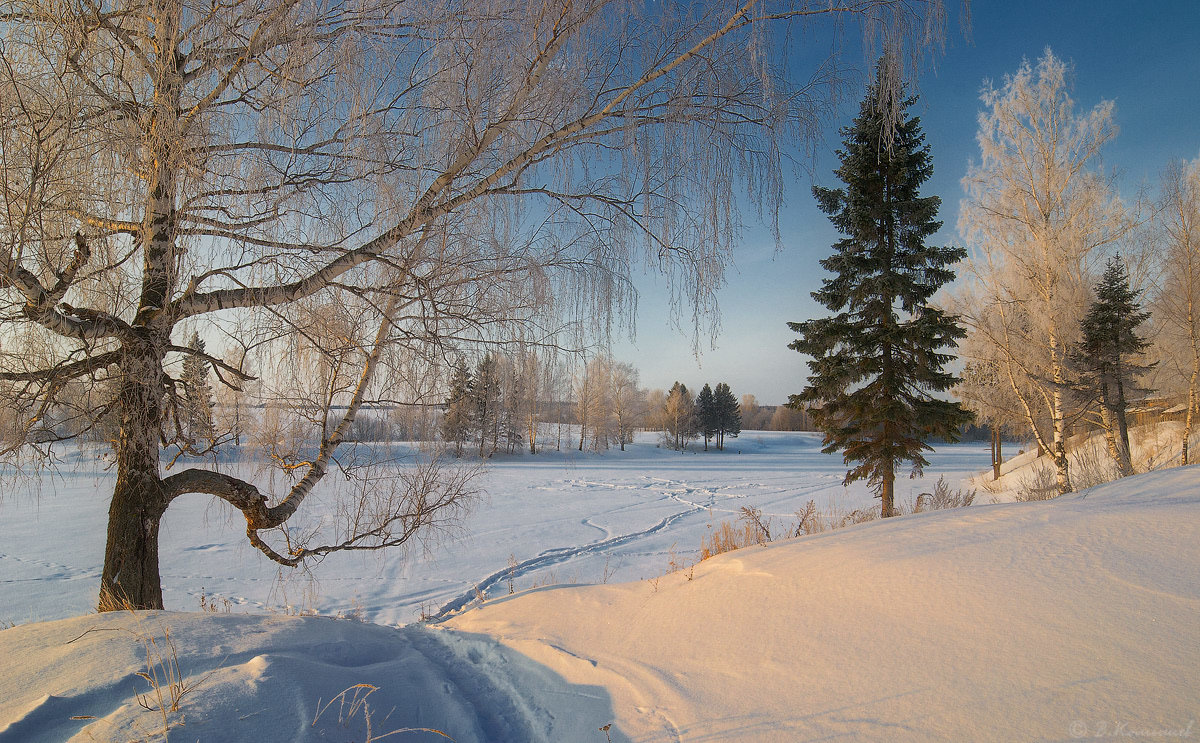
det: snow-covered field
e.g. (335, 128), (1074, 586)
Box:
(2, 455), (1197, 742)
(0, 431), (991, 625)
(3, 431), (1198, 742)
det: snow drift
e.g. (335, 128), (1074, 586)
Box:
(2, 465), (1197, 742)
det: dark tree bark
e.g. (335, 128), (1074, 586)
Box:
(101, 350), (171, 610)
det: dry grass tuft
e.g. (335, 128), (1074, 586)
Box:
(312, 683), (454, 741)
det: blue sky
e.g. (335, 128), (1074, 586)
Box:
(613, 0), (1200, 405)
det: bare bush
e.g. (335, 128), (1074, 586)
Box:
(837, 507), (879, 528)
(1069, 437), (1121, 491)
(700, 520), (760, 561)
(1015, 462), (1060, 502)
(793, 499), (825, 536)
(738, 506), (772, 544)
(914, 476), (976, 511)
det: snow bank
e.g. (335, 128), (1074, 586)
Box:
(970, 421), (1198, 502)
(3, 465), (1197, 742)
(447, 467), (1200, 740)
(0, 610), (621, 743)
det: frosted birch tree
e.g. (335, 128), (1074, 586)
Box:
(608, 360), (642, 451)
(0, 0), (945, 610)
(1154, 159), (1200, 465)
(957, 49), (1129, 494)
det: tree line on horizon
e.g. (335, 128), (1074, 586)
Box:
(435, 350), (810, 458)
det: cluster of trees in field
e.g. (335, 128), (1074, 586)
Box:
(439, 352), (642, 457)
(650, 381), (742, 451)
(0, 337), (811, 462)
(952, 50), (1200, 494)
(436, 351), (789, 457)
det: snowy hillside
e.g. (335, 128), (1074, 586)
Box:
(3, 465), (1197, 742)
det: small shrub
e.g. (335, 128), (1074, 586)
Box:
(837, 507), (877, 527)
(699, 519), (760, 561)
(506, 554), (518, 595)
(312, 684), (452, 741)
(1070, 437), (1120, 490)
(68, 614), (220, 741)
(915, 476), (976, 511)
(198, 589), (231, 613)
(600, 555), (616, 584)
(738, 506), (772, 544)
(793, 499), (824, 536)
(1015, 461), (1059, 501)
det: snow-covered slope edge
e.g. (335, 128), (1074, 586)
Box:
(0, 608), (616, 743)
(3, 466), (1198, 742)
(446, 466), (1200, 742)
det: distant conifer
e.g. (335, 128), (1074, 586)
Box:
(1072, 256), (1154, 476)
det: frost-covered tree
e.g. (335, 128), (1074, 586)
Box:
(1072, 257), (1153, 477)
(608, 361), (642, 451)
(1155, 159), (1200, 464)
(584, 356), (618, 451)
(957, 49), (1131, 494)
(740, 394), (771, 431)
(513, 348), (543, 455)
(789, 58), (971, 518)
(662, 382), (698, 451)
(573, 357), (596, 451)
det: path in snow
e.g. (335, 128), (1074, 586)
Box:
(432, 477), (708, 619)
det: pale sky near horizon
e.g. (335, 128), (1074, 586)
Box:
(613, 0), (1200, 405)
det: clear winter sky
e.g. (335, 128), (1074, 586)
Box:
(613, 0), (1200, 405)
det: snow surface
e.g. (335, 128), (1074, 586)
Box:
(1, 463), (1197, 741)
(0, 431), (991, 625)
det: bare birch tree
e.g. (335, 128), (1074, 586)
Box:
(1155, 158), (1200, 464)
(573, 355), (613, 451)
(957, 49), (1130, 494)
(0, 0), (945, 610)
(609, 360), (642, 450)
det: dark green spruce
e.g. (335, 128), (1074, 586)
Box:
(697, 383), (717, 450)
(1071, 256), (1153, 477)
(787, 64), (973, 518)
(713, 382), (741, 450)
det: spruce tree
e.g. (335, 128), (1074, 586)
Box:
(473, 354), (502, 457)
(1072, 256), (1153, 477)
(713, 382), (741, 450)
(441, 361), (474, 457)
(788, 60), (972, 518)
(180, 332), (216, 448)
(696, 383), (717, 451)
